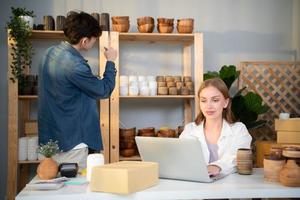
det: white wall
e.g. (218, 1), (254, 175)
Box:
(0, 1), (297, 199)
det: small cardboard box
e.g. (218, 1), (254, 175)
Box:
(90, 161), (159, 194)
(277, 131), (300, 144)
(275, 118), (300, 132)
(25, 121), (38, 135)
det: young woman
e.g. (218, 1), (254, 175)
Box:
(180, 78), (252, 176)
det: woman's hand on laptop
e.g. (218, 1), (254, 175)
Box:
(207, 165), (221, 177)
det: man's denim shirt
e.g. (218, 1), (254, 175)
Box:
(38, 42), (116, 151)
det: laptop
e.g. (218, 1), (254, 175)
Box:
(135, 136), (225, 182)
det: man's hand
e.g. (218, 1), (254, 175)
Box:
(207, 165), (221, 176)
(104, 47), (117, 62)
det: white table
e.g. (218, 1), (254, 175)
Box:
(16, 169), (300, 200)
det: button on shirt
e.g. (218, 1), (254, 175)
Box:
(179, 120), (252, 175)
(38, 41), (116, 152)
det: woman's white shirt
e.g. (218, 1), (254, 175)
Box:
(179, 119), (252, 175)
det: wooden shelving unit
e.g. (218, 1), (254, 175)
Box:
(100, 32), (203, 163)
(7, 30), (107, 200)
(8, 30), (203, 200)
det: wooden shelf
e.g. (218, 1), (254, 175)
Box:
(119, 155), (141, 161)
(120, 95), (194, 99)
(18, 95), (38, 99)
(18, 160), (41, 164)
(119, 32), (195, 44)
(29, 31), (195, 44)
(29, 30), (65, 40)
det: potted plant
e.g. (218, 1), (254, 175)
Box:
(6, 7), (35, 83)
(37, 140), (60, 180)
(204, 65), (270, 130)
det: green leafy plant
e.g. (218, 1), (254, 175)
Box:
(6, 7), (35, 82)
(204, 65), (269, 129)
(37, 140), (61, 158)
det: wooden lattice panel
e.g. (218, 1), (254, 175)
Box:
(239, 61), (300, 138)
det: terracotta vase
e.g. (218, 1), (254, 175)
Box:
(279, 159), (300, 187)
(37, 157), (58, 180)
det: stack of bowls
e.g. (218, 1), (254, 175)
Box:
(177, 18), (194, 33)
(137, 16), (154, 33)
(157, 128), (176, 137)
(138, 127), (156, 137)
(157, 18), (174, 33)
(119, 127), (136, 157)
(111, 16), (130, 32)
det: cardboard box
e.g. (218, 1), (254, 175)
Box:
(277, 131), (300, 144)
(90, 161), (158, 194)
(25, 121), (38, 135)
(275, 118), (300, 132)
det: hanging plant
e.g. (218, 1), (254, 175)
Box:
(6, 7), (35, 82)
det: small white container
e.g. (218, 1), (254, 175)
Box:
(138, 81), (148, 89)
(120, 75), (129, 83)
(279, 112), (290, 120)
(140, 86), (149, 96)
(87, 153), (104, 182)
(129, 75), (138, 82)
(19, 137), (28, 161)
(149, 88), (157, 96)
(148, 81), (157, 88)
(129, 85), (139, 96)
(27, 136), (38, 161)
(129, 80), (138, 87)
(146, 76), (155, 82)
(138, 76), (146, 82)
(120, 85), (128, 96)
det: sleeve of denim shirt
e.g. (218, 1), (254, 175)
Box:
(67, 61), (116, 99)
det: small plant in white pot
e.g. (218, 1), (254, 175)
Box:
(37, 140), (60, 180)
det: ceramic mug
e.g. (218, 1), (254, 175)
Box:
(236, 148), (253, 175)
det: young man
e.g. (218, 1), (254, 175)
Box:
(38, 11), (117, 169)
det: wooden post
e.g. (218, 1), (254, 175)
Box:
(109, 32), (120, 163)
(194, 33), (203, 117)
(99, 31), (110, 164)
(7, 32), (19, 200)
(183, 43), (192, 124)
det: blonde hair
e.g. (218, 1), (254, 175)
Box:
(194, 78), (235, 125)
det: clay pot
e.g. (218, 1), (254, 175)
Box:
(37, 157), (58, 180)
(279, 159), (300, 187)
(263, 156), (285, 182)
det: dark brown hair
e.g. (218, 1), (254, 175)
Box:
(63, 11), (101, 44)
(194, 78), (236, 125)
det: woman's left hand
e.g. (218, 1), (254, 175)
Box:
(207, 165), (221, 176)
